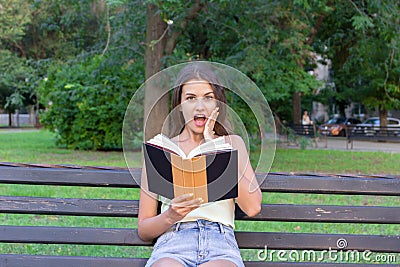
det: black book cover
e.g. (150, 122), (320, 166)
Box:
(143, 143), (238, 202)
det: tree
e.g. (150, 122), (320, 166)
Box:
(143, 1), (204, 139)
(36, 1), (146, 149)
(0, 50), (32, 126)
(0, 0), (31, 49)
(318, 0), (400, 125)
(141, 0), (328, 132)
(170, 0), (325, 124)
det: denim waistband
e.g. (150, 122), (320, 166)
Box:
(169, 219), (227, 234)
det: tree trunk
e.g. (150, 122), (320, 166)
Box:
(293, 92), (301, 125)
(143, 3), (202, 140)
(143, 4), (169, 140)
(379, 108), (388, 127)
(8, 112), (12, 127)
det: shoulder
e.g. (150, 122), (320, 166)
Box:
(223, 134), (247, 150)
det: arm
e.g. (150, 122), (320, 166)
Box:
(203, 110), (261, 216)
(138, 166), (203, 242)
(226, 135), (262, 217)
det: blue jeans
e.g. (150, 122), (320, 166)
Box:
(145, 219), (244, 267)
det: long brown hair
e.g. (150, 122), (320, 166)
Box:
(169, 62), (232, 137)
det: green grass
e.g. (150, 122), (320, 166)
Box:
(0, 130), (399, 263)
(0, 129), (137, 167)
(271, 148), (400, 175)
(2, 129), (400, 174)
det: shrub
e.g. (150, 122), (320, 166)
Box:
(38, 55), (144, 150)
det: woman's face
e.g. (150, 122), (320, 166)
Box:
(180, 79), (218, 134)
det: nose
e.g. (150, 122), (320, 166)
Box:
(194, 98), (206, 110)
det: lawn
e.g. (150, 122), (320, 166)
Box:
(2, 129), (400, 174)
(0, 130), (398, 263)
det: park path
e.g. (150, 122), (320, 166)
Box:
(280, 135), (400, 153)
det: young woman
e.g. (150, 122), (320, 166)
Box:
(138, 63), (262, 267)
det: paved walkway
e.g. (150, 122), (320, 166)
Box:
(0, 127), (40, 134)
(282, 136), (400, 153)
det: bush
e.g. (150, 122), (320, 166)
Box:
(38, 55), (144, 150)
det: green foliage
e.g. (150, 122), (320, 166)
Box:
(298, 136), (311, 150)
(159, 0), (325, 123)
(0, 0), (31, 44)
(38, 55), (144, 150)
(23, 0), (105, 59)
(32, 0), (146, 150)
(317, 0), (400, 117)
(2, 0), (399, 149)
(0, 50), (33, 113)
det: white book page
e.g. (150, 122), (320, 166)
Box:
(147, 134), (233, 159)
(146, 134), (186, 157)
(187, 137), (232, 158)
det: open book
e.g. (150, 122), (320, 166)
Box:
(143, 134), (238, 203)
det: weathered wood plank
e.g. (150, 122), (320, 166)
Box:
(259, 175), (400, 196)
(236, 232), (400, 252)
(0, 255), (395, 267)
(1, 196), (399, 224)
(0, 196), (139, 217)
(0, 254), (148, 267)
(1, 226), (399, 252)
(240, 203), (400, 224)
(1, 166), (399, 195)
(0, 226), (149, 246)
(0, 166), (140, 188)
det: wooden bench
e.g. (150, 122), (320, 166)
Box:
(0, 163), (399, 266)
(347, 126), (400, 149)
(289, 124), (316, 137)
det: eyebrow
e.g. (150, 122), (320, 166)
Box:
(185, 91), (215, 96)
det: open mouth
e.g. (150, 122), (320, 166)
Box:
(193, 114), (207, 127)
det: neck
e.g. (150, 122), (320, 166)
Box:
(178, 128), (205, 145)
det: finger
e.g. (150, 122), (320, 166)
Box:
(211, 107), (219, 119)
(172, 193), (194, 203)
(211, 109), (219, 124)
(171, 197), (203, 208)
(207, 110), (218, 128)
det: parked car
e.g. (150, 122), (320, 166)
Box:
(353, 117), (400, 136)
(318, 117), (362, 137)
(355, 117), (400, 128)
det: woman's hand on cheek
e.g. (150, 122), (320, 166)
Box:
(204, 107), (219, 141)
(166, 193), (203, 223)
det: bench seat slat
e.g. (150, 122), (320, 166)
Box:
(0, 254), (148, 267)
(0, 255), (396, 267)
(1, 166), (399, 196)
(1, 196), (399, 223)
(237, 232), (400, 252)
(1, 226), (399, 252)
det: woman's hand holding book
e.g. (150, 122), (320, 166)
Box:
(166, 193), (204, 223)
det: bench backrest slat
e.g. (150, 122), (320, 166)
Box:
(1, 166), (399, 196)
(2, 196), (399, 224)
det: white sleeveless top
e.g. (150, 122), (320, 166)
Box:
(160, 196), (236, 228)
(159, 135), (236, 228)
